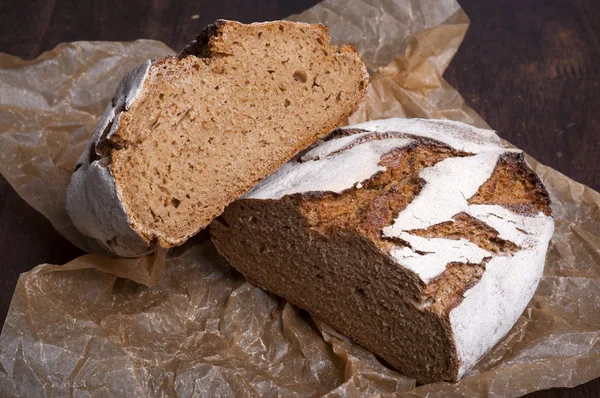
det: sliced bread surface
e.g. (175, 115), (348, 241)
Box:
(66, 20), (368, 256)
(210, 118), (554, 383)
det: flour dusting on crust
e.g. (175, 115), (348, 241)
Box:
(66, 60), (156, 257)
(245, 117), (554, 377)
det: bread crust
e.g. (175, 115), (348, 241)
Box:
(211, 118), (554, 382)
(66, 60), (157, 256)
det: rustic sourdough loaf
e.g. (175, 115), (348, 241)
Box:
(66, 20), (368, 257)
(210, 118), (554, 383)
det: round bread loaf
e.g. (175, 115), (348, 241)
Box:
(66, 20), (368, 257)
(210, 118), (554, 383)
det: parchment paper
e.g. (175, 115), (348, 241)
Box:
(0, 0), (599, 396)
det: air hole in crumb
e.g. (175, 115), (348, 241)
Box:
(185, 194), (191, 199)
(214, 85), (220, 90)
(317, 37), (324, 45)
(193, 63), (200, 71)
(258, 32), (263, 38)
(159, 93), (164, 100)
(293, 70), (307, 83)
(359, 81), (366, 90)
(258, 245), (266, 253)
(268, 69), (275, 74)
(279, 25), (284, 32)
(355, 286), (366, 297)
(316, 273), (324, 279)
(336, 92), (342, 101)
(284, 99), (291, 107)
(170, 198), (181, 208)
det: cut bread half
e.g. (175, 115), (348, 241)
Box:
(210, 118), (554, 383)
(66, 20), (369, 257)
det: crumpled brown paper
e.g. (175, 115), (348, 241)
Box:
(0, 0), (598, 396)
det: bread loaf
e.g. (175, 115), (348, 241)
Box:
(66, 20), (368, 257)
(210, 118), (554, 383)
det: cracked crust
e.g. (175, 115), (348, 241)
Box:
(211, 118), (554, 382)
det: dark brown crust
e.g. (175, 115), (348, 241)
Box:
(298, 140), (470, 247)
(409, 212), (520, 255)
(408, 211), (522, 314)
(177, 20), (225, 59)
(323, 127), (370, 140)
(469, 151), (552, 216)
(296, 133), (550, 314)
(423, 260), (489, 313)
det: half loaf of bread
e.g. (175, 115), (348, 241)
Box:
(66, 20), (368, 256)
(210, 118), (554, 383)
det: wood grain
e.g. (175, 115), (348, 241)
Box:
(0, 0), (597, 396)
(445, 0), (600, 191)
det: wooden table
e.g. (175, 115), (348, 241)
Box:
(0, 1), (598, 396)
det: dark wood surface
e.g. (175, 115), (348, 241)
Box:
(0, 1), (598, 396)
